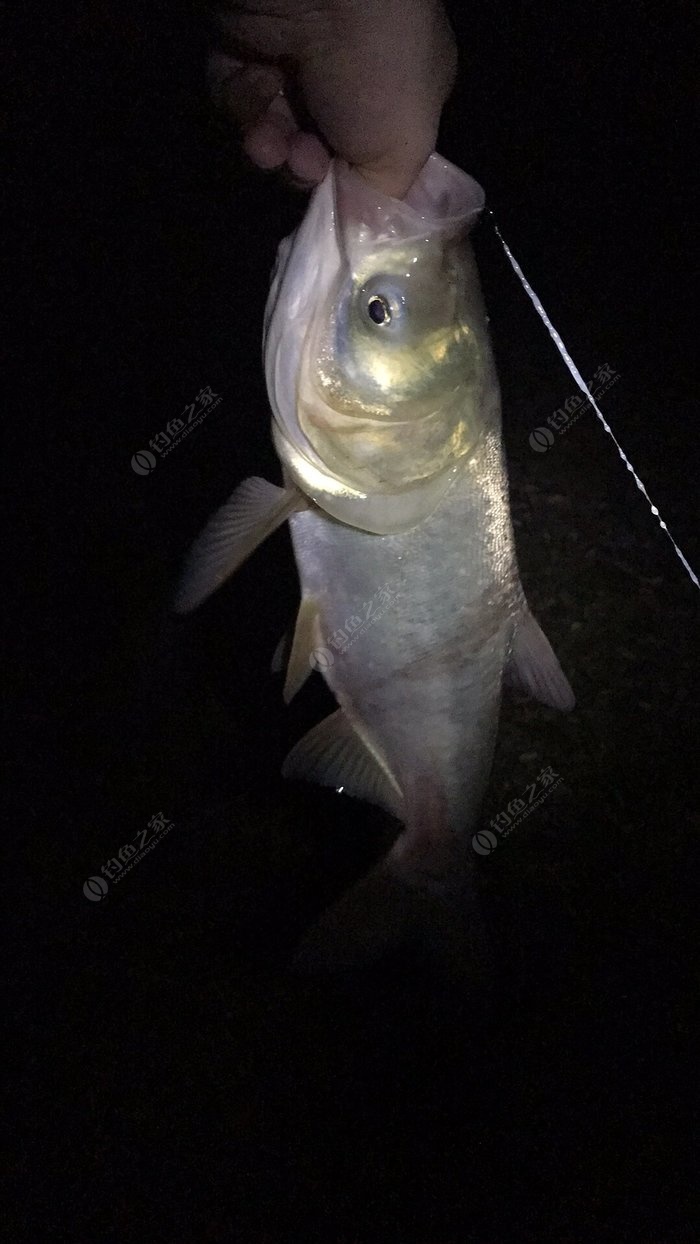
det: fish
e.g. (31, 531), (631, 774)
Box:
(175, 153), (574, 972)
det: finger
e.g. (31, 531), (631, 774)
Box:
(207, 50), (284, 130)
(243, 116), (290, 169)
(208, 52), (303, 173)
(211, 7), (310, 62)
(242, 92), (299, 170)
(286, 130), (331, 186)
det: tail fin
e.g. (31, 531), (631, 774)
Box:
(292, 804), (492, 981)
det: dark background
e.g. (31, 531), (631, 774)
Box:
(7, 1), (698, 1240)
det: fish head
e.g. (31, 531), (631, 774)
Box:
(264, 155), (500, 533)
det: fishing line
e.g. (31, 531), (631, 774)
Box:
(488, 210), (699, 592)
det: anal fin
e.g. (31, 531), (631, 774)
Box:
(282, 709), (403, 819)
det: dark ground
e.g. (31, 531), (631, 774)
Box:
(6, 1), (699, 1240)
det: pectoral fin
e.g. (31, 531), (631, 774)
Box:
(282, 709), (403, 818)
(174, 477), (307, 614)
(506, 609), (575, 711)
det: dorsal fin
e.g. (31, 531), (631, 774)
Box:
(506, 608), (575, 711)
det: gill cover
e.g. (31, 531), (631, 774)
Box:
(264, 154), (499, 534)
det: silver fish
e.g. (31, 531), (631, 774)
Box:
(176, 155), (574, 970)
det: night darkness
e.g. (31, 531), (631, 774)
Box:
(7, 2), (699, 1240)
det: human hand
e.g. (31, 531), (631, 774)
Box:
(208, 1), (457, 197)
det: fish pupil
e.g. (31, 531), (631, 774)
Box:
(368, 295), (391, 325)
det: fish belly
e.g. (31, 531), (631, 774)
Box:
(287, 428), (523, 836)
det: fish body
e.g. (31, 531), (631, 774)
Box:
(176, 155), (573, 967)
(284, 425), (522, 838)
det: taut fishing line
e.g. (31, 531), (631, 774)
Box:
(489, 210), (699, 592)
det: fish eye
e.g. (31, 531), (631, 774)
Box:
(367, 295), (391, 326)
